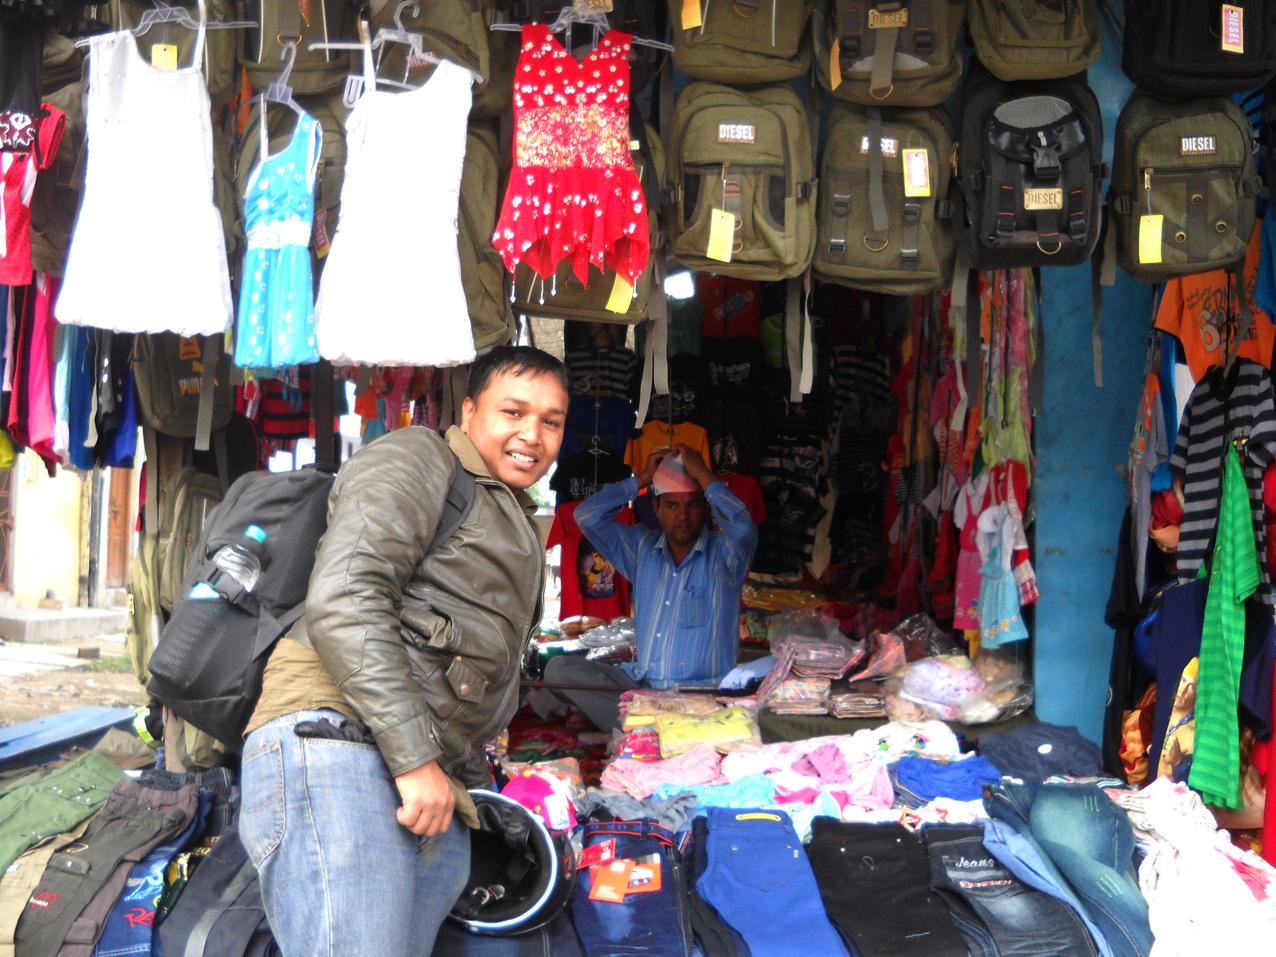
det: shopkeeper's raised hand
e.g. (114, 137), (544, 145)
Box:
(636, 448), (670, 490)
(674, 444), (715, 491)
(393, 760), (454, 837)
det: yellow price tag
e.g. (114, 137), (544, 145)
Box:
(682, 0), (703, 30)
(1222, 4), (1245, 53)
(1139, 214), (1164, 265)
(605, 275), (634, 314)
(903, 148), (931, 197)
(151, 43), (179, 70)
(829, 39), (842, 91)
(706, 208), (736, 263)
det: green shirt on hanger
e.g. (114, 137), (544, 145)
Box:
(1189, 445), (1258, 810)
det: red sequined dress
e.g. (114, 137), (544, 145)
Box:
(492, 23), (649, 287)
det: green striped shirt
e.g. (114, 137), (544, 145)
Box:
(1188, 446), (1257, 809)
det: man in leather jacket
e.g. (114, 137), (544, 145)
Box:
(237, 346), (568, 957)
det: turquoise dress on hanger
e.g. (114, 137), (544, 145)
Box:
(233, 111), (322, 370)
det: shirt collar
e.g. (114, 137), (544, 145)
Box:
(654, 525), (711, 562)
(445, 426), (538, 518)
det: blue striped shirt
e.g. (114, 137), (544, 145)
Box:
(575, 476), (758, 688)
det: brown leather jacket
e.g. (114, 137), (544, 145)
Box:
(300, 426), (543, 780)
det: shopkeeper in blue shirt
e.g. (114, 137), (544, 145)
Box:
(542, 445), (758, 731)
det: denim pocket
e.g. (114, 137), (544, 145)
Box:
(240, 739), (285, 868)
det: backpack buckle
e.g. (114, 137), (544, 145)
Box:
(840, 35), (861, 61)
(1031, 134), (1062, 180)
(914, 29), (934, 56)
(831, 191), (851, 215)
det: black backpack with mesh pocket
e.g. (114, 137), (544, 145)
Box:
(957, 65), (1104, 268)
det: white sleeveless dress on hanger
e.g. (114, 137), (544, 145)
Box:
(57, 30), (232, 336)
(314, 55), (476, 367)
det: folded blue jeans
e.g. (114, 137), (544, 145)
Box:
(570, 819), (693, 957)
(239, 709), (471, 957)
(984, 782), (1153, 957)
(695, 808), (847, 957)
(926, 825), (1098, 957)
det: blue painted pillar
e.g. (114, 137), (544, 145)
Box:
(1033, 12), (1153, 742)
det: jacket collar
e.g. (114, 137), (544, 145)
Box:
(446, 426), (538, 518)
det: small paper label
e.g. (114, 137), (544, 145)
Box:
(706, 209), (736, 263)
(902, 148), (931, 198)
(860, 135), (900, 158)
(574, 0), (613, 12)
(151, 43), (179, 71)
(1223, 4), (1244, 53)
(868, 8), (908, 29)
(313, 206), (331, 258)
(829, 38), (842, 91)
(626, 854), (663, 894)
(605, 275), (634, 313)
(681, 0), (703, 30)
(717, 123), (756, 145)
(589, 859), (634, 903)
(1139, 214), (1164, 264)
(1023, 187), (1063, 210)
(577, 838), (616, 872)
(1179, 135), (1218, 156)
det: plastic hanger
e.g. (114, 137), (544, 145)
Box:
(254, 40), (307, 158)
(309, 1), (484, 88)
(76, 0), (254, 49)
(490, 5), (673, 53)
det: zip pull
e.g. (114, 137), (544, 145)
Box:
(949, 142), (959, 179)
(1144, 167), (1153, 215)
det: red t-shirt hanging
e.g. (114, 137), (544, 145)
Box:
(548, 499), (634, 623)
(492, 23), (648, 286)
(717, 471), (766, 526)
(0, 106), (65, 286)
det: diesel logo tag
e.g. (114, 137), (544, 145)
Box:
(718, 124), (756, 145)
(1180, 136), (1218, 156)
(868, 8), (909, 29)
(1023, 188), (1063, 210)
(859, 135), (900, 158)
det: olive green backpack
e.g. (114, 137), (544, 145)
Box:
(106, 0), (240, 105)
(367, 0), (516, 118)
(29, 77), (85, 278)
(814, 103), (955, 294)
(667, 0), (816, 84)
(512, 121), (665, 326)
(814, 0), (967, 107)
(461, 124), (515, 351)
(241, 0), (357, 94)
(1109, 92), (1260, 283)
(667, 83), (817, 280)
(967, 0), (1100, 81)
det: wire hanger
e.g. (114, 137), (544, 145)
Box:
(309, 0), (483, 88)
(76, 0), (255, 50)
(490, 5), (673, 53)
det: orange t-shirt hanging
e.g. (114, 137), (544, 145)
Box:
(1154, 222), (1274, 382)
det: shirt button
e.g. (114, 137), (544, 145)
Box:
(664, 600), (670, 606)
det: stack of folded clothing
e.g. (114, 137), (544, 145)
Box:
(830, 689), (886, 718)
(767, 676), (833, 715)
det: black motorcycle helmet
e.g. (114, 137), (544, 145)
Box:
(448, 789), (577, 936)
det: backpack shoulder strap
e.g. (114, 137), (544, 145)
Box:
(428, 452), (478, 555)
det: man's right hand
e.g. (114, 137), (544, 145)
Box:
(636, 449), (670, 490)
(393, 760), (455, 837)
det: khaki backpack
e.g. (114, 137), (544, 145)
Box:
(241, 0), (357, 94)
(461, 124), (515, 351)
(1110, 93), (1260, 283)
(155, 466), (225, 615)
(814, 0), (968, 107)
(125, 534), (162, 688)
(667, 0), (816, 84)
(367, 0), (515, 118)
(132, 334), (234, 446)
(814, 104), (955, 294)
(967, 0), (1100, 81)
(106, 0), (240, 105)
(512, 120), (665, 326)
(28, 78), (84, 278)
(667, 83), (816, 281)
